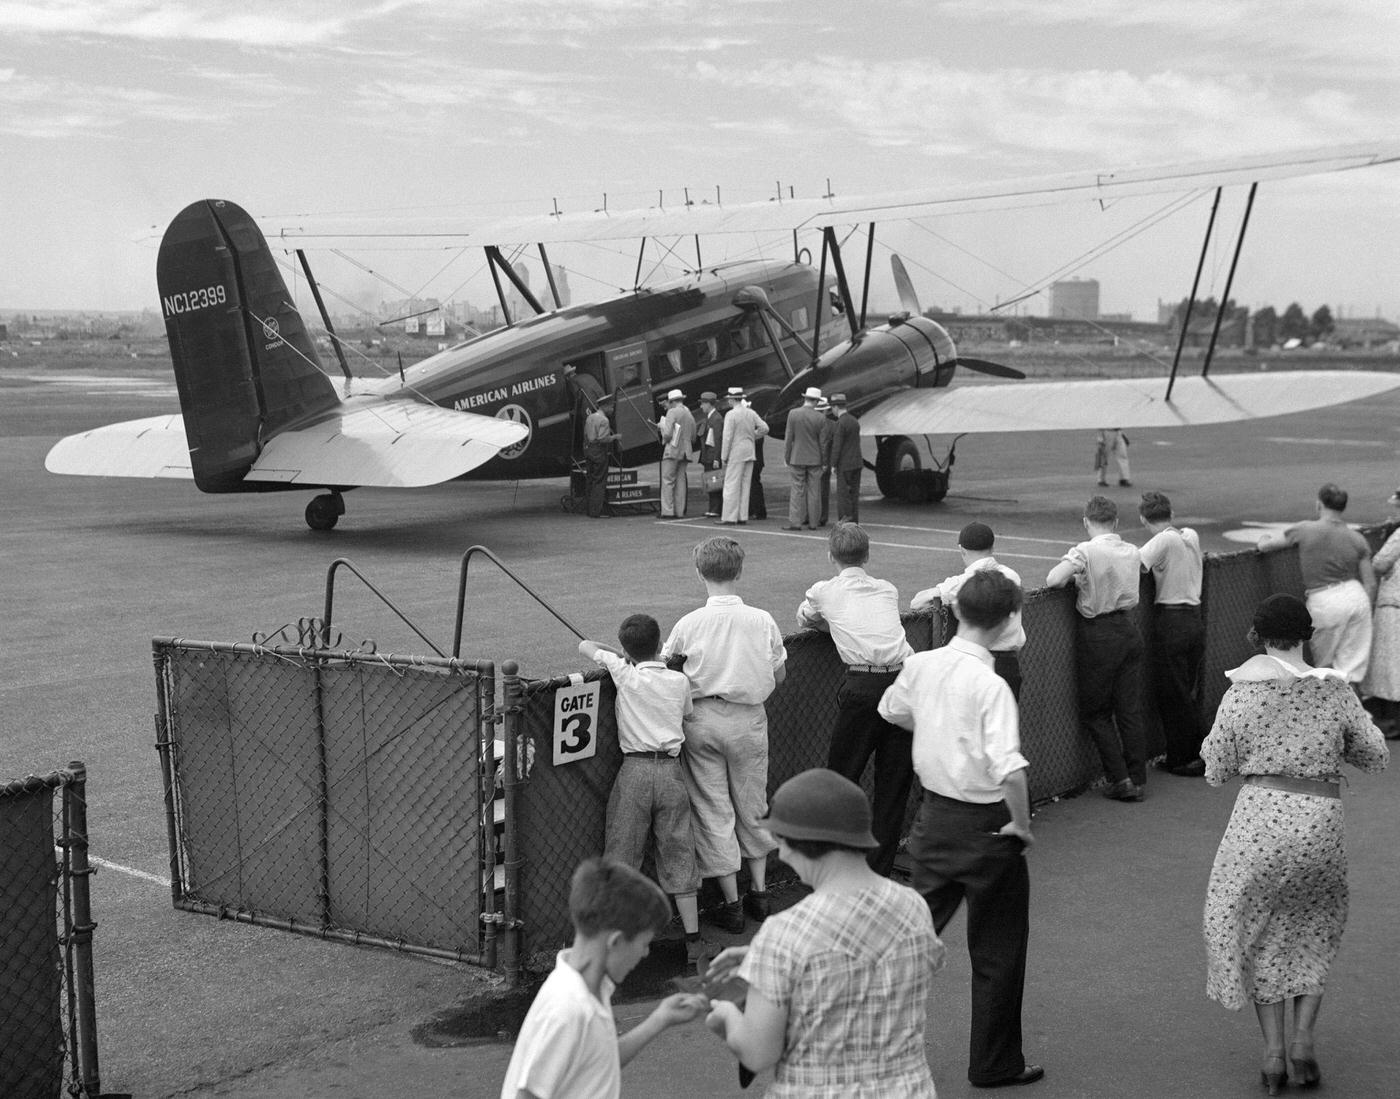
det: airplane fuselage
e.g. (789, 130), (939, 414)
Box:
(360, 259), (828, 480)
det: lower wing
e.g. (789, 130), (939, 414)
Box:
(855, 370), (1400, 435)
(45, 399), (529, 488)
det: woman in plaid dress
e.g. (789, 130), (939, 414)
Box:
(704, 770), (945, 1097)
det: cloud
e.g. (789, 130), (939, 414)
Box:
(0, 1), (347, 45)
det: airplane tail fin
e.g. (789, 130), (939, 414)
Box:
(157, 199), (340, 491)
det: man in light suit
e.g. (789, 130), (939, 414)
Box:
(657, 388), (695, 518)
(783, 386), (826, 530)
(718, 387), (768, 525)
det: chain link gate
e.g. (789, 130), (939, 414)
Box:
(154, 640), (501, 963)
(1, 763), (104, 1098)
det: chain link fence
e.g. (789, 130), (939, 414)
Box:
(155, 640), (499, 962)
(157, 528), (1395, 976)
(1, 763), (103, 1098)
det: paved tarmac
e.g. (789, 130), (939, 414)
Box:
(3, 360), (1399, 1097)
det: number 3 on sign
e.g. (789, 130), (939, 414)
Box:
(553, 681), (600, 765)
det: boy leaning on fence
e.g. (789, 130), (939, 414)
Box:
(579, 614), (709, 970)
(663, 536), (787, 935)
(499, 858), (708, 1099)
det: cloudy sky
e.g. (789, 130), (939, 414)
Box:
(3, 0), (1398, 321)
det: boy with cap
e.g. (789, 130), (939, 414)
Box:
(499, 857), (708, 1099)
(912, 521), (1026, 700)
(1138, 491), (1207, 776)
(663, 536), (787, 931)
(657, 389), (695, 518)
(1046, 495), (1148, 801)
(878, 570), (1043, 1089)
(783, 386), (826, 530)
(695, 391), (725, 517)
(796, 522), (916, 876)
(579, 613), (706, 968)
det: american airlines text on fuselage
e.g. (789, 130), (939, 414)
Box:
(452, 372), (558, 411)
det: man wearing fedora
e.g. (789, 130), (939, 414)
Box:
(657, 389), (695, 519)
(828, 393), (864, 523)
(783, 387), (826, 531)
(695, 392), (725, 517)
(718, 387), (768, 525)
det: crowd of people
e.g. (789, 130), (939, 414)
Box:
(503, 480), (1394, 1098)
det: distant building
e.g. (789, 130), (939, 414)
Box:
(1049, 278), (1099, 320)
(1331, 316), (1399, 349)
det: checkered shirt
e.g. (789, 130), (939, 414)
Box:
(738, 878), (944, 1097)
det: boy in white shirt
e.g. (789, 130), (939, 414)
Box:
(580, 614), (706, 967)
(500, 858), (708, 1099)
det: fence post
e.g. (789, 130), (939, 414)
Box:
(153, 642), (184, 905)
(64, 760), (102, 1098)
(478, 660), (498, 971)
(501, 660), (523, 989)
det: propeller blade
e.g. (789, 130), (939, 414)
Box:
(955, 357), (1026, 380)
(890, 255), (921, 315)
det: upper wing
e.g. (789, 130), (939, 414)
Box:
(855, 371), (1400, 436)
(45, 400), (529, 488)
(269, 140), (1400, 247)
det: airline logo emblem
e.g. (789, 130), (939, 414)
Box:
(495, 404), (532, 459)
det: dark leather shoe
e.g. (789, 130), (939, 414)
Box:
(781, 525), (804, 531)
(972, 1065), (1045, 1088)
(743, 889), (770, 922)
(703, 899), (745, 934)
(1102, 778), (1143, 802)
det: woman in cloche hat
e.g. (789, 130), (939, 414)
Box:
(702, 769), (945, 1096)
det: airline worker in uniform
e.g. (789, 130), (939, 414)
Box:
(696, 391), (725, 518)
(717, 387), (768, 525)
(657, 388), (695, 519)
(583, 404), (619, 519)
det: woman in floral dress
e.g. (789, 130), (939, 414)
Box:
(1361, 490), (1400, 737)
(1202, 594), (1388, 1094)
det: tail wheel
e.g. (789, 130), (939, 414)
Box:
(875, 437), (921, 498)
(306, 492), (344, 531)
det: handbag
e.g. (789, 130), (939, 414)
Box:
(702, 468), (725, 492)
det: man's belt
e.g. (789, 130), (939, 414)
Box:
(846, 663), (903, 674)
(622, 749), (680, 760)
(1244, 774), (1340, 799)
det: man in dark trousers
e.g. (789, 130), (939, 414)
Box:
(828, 393), (863, 523)
(879, 570), (1043, 1089)
(782, 386), (826, 530)
(695, 391), (725, 517)
(582, 404), (618, 518)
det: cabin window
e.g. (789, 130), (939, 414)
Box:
(790, 306), (809, 332)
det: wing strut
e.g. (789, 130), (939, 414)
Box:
(295, 248), (352, 384)
(1201, 182), (1258, 381)
(1166, 188), (1222, 401)
(859, 222), (875, 329)
(538, 244), (562, 308)
(485, 245), (546, 325)
(823, 226), (860, 339)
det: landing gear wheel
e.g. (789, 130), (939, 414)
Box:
(875, 437), (921, 498)
(306, 492), (345, 531)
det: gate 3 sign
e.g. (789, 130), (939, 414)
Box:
(552, 680), (600, 766)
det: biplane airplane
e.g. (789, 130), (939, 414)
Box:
(45, 140), (1400, 529)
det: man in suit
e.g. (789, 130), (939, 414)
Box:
(695, 391), (725, 517)
(718, 387), (768, 525)
(657, 388), (695, 518)
(828, 393), (863, 523)
(783, 386), (826, 531)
